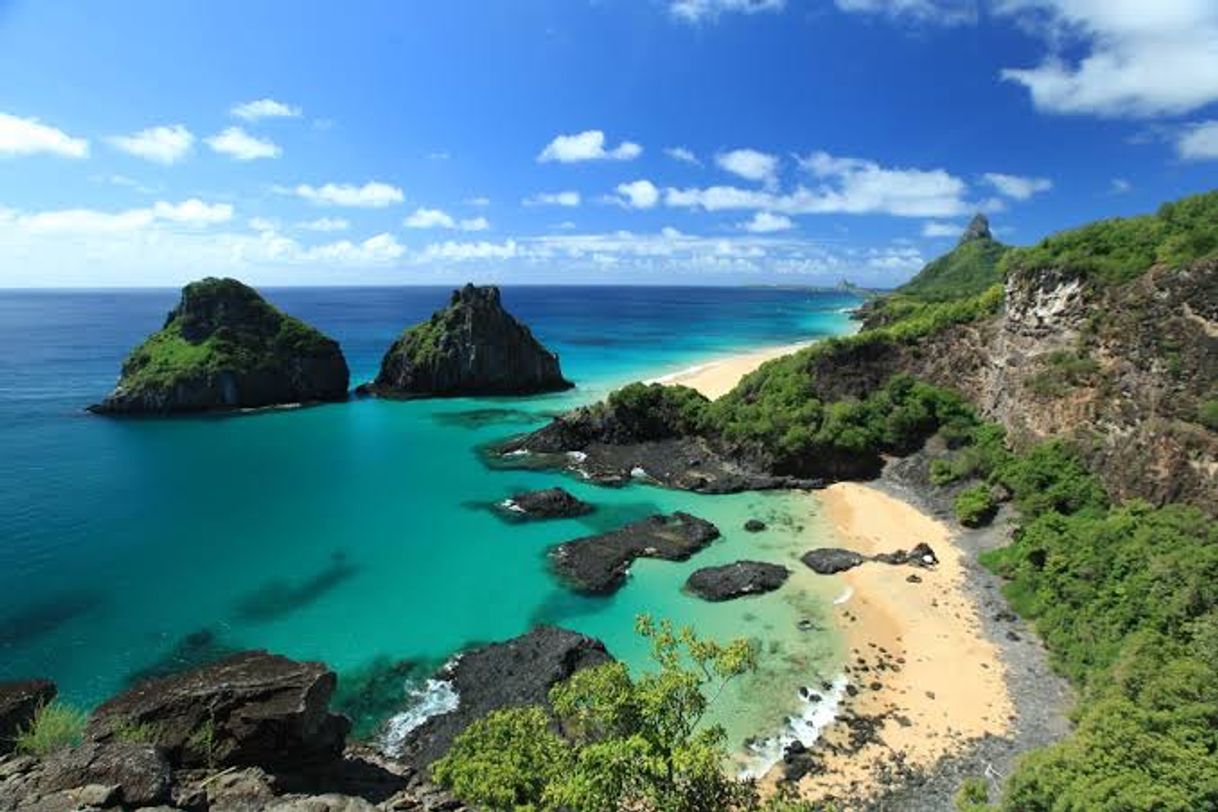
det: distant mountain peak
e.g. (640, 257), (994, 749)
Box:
(959, 213), (992, 245)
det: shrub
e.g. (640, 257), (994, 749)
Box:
(955, 485), (997, 527)
(1198, 399), (1218, 431)
(15, 702), (87, 757)
(954, 776), (991, 811)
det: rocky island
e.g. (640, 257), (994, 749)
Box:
(89, 278), (349, 415)
(360, 284), (572, 398)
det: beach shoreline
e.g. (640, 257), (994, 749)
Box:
(647, 340), (813, 400)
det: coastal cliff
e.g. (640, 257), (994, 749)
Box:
(361, 284), (572, 398)
(90, 278), (350, 415)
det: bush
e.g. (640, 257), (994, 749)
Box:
(954, 776), (991, 811)
(955, 485), (997, 527)
(1199, 399), (1218, 431)
(15, 702), (87, 756)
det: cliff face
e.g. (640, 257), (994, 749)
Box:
(90, 278), (350, 415)
(364, 284), (572, 398)
(870, 259), (1218, 510)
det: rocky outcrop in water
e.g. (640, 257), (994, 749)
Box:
(396, 626), (611, 768)
(0, 680), (56, 755)
(361, 284), (572, 398)
(550, 512), (721, 594)
(497, 487), (593, 520)
(87, 650), (349, 770)
(685, 561), (789, 601)
(801, 543), (939, 575)
(90, 277), (349, 415)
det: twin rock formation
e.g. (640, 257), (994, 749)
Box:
(91, 280), (570, 415)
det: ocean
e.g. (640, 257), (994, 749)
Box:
(0, 285), (860, 766)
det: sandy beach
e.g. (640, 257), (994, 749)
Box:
(649, 341), (811, 400)
(792, 483), (1015, 804)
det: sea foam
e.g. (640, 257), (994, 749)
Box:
(381, 676), (461, 755)
(739, 673), (850, 779)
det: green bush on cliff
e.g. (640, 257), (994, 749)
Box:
(1001, 189), (1218, 285)
(606, 382), (710, 439)
(897, 238), (1009, 302)
(432, 616), (760, 812)
(954, 485), (996, 527)
(15, 701), (87, 756)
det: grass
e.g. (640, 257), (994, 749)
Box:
(897, 237), (1009, 302)
(14, 702), (87, 756)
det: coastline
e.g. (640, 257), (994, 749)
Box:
(647, 340), (813, 400)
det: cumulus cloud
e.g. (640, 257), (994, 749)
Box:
(299, 217), (350, 232)
(741, 211), (794, 233)
(404, 207), (491, 231)
(612, 180), (661, 209)
(538, 130), (642, 163)
(667, 151), (968, 217)
(716, 148), (779, 186)
(422, 239), (518, 261)
(665, 146), (702, 165)
(523, 191), (581, 207)
(982, 172), (1053, 199)
(231, 98), (301, 121)
(108, 124), (194, 165)
(0, 112), (89, 158)
(206, 127), (281, 160)
(997, 2), (1218, 118)
(294, 181), (404, 207)
(670, 0), (785, 23)
(3, 198), (232, 233)
(921, 220), (961, 238)
(1177, 120), (1218, 161)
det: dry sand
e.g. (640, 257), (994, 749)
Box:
(648, 341), (811, 400)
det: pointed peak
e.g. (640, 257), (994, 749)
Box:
(959, 213), (992, 245)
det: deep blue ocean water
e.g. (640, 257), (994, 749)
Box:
(0, 285), (860, 760)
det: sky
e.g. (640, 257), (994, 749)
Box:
(0, 0), (1216, 288)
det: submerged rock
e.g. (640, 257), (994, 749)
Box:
(550, 512), (721, 594)
(397, 626), (611, 768)
(86, 650), (349, 770)
(90, 277), (349, 415)
(0, 679), (56, 755)
(801, 548), (867, 574)
(744, 519), (767, 532)
(685, 561), (790, 601)
(497, 487), (593, 520)
(361, 284), (572, 398)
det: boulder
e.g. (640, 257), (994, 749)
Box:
(685, 561), (789, 601)
(0, 679), (56, 755)
(86, 651), (349, 770)
(743, 519), (767, 532)
(497, 488), (593, 520)
(38, 741), (171, 807)
(550, 512), (720, 594)
(871, 542), (939, 568)
(361, 284), (572, 398)
(90, 277), (349, 415)
(800, 548), (867, 574)
(397, 626), (611, 768)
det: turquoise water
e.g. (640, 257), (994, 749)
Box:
(0, 286), (859, 755)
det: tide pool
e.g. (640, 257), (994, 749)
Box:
(0, 285), (859, 756)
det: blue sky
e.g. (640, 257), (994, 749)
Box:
(0, 0), (1215, 287)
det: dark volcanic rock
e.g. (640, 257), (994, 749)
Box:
(685, 561), (790, 601)
(744, 519), (767, 532)
(0, 679), (56, 755)
(90, 277), (349, 415)
(550, 512), (721, 594)
(361, 284), (572, 398)
(86, 651), (349, 770)
(872, 542), (939, 568)
(39, 741), (171, 807)
(498, 487), (593, 520)
(397, 626), (611, 768)
(801, 548), (867, 574)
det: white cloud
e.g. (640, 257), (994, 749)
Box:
(997, 2), (1218, 118)
(667, 151), (968, 217)
(741, 211), (794, 233)
(299, 217), (350, 232)
(921, 220), (961, 237)
(107, 124), (194, 165)
(834, 0), (977, 25)
(231, 98), (301, 121)
(670, 0), (785, 23)
(538, 130), (642, 163)
(0, 112), (89, 158)
(1109, 178), (1132, 194)
(665, 146), (702, 165)
(422, 239), (519, 261)
(5, 198), (232, 233)
(716, 148), (779, 186)
(1177, 120), (1218, 161)
(613, 179), (661, 209)
(206, 127), (281, 160)
(404, 207), (491, 231)
(465, 196), (491, 206)
(523, 191), (581, 207)
(294, 181), (404, 208)
(982, 172), (1053, 199)
(249, 217), (277, 232)
(303, 233), (405, 264)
